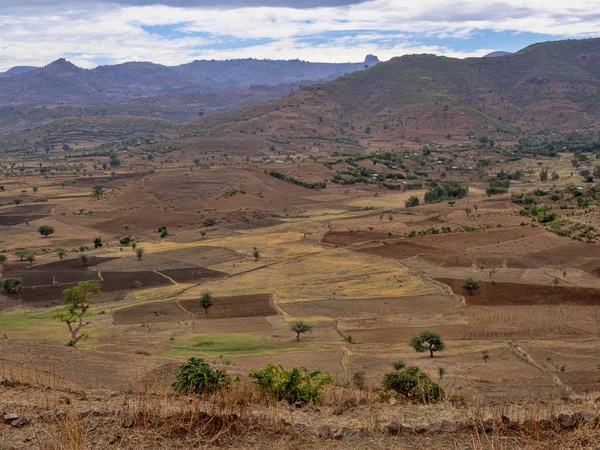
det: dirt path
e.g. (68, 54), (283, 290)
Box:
(508, 342), (573, 394)
(153, 270), (178, 285)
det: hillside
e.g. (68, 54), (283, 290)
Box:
(172, 38), (600, 154)
(0, 83), (305, 133)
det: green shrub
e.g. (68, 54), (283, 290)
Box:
(382, 364), (444, 404)
(249, 364), (332, 404)
(172, 357), (229, 395)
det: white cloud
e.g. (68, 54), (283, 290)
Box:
(0, 0), (599, 70)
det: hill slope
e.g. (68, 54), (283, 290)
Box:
(173, 38), (600, 153)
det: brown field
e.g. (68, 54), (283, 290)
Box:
(1, 139), (600, 427)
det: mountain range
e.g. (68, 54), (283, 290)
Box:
(1, 38), (600, 149)
(0, 55), (380, 106)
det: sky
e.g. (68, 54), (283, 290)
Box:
(1, 0), (599, 71)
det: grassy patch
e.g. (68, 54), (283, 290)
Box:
(164, 333), (310, 357)
(0, 309), (55, 331)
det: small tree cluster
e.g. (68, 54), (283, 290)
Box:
(382, 361), (444, 403)
(249, 364), (332, 404)
(172, 357), (229, 395)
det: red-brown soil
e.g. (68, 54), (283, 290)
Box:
(321, 231), (390, 246)
(359, 240), (472, 267)
(159, 267), (227, 283)
(437, 278), (600, 306)
(113, 300), (191, 325)
(181, 294), (276, 319)
(113, 294), (275, 324)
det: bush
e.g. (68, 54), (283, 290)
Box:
(267, 170), (326, 190)
(203, 218), (217, 227)
(172, 357), (229, 395)
(424, 181), (468, 204)
(405, 195), (420, 208)
(486, 179), (509, 195)
(1, 277), (23, 294)
(249, 364), (332, 405)
(382, 364), (444, 404)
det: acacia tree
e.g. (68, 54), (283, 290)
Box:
(199, 291), (213, 314)
(53, 281), (101, 347)
(290, 321), (312, 341)
(38, 225), (55, 238)
(410, 331), (445, 358)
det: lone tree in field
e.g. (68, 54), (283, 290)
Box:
(38, 225), (55, 238)
(13, 248), (28, 261)
(0, 254), (6, 265)
(410, 331), (445, 358)
(199, 291), (213, 314)
(135, 247), (145, 261)
(93, 237), (103, 249)
(91, 186), (104, 200)
(13, 198), (22, 207)
(290, 321), (312, 341)
(462, 278), (481, 295)
(53, 280), (101, 347)
(56, 248), (67, 260)
(78, 254), (89, 266)
(252, 247), (261, 261)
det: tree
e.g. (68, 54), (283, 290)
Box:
(38, 225), (55, 238)
(78, 254), (89, 266)
(0, 254), (6, 265)
(13, 248), (29, 261)
(199, 291), (213, 314)
(56, 248), (67, 260)
(252, 247), (260, 261)
(32, 186), (39, 193)
(540, 169), (548, 182)
(200, 229), (207, 238)
(135, 247), (145, 261)
(462, 278), (481, 295)
(52, 281), (100, 347)
(93, 237), (103, 249)
(465, 207), (471, 217)
(482, 350), (490, 363)
(13, 198), (22, 207)
(1, 277), (23, 294)
(409, 331), (445, 358)
(158, 226), (168, 239)
(290, 321), (312, 341)
(91, 186), (104, 200)
(26, 253), (36, 265)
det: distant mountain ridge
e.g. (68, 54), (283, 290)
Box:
(0, 66), (37, 77)
(483, 51), (512, 58)
(0, 55), (380, 107)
